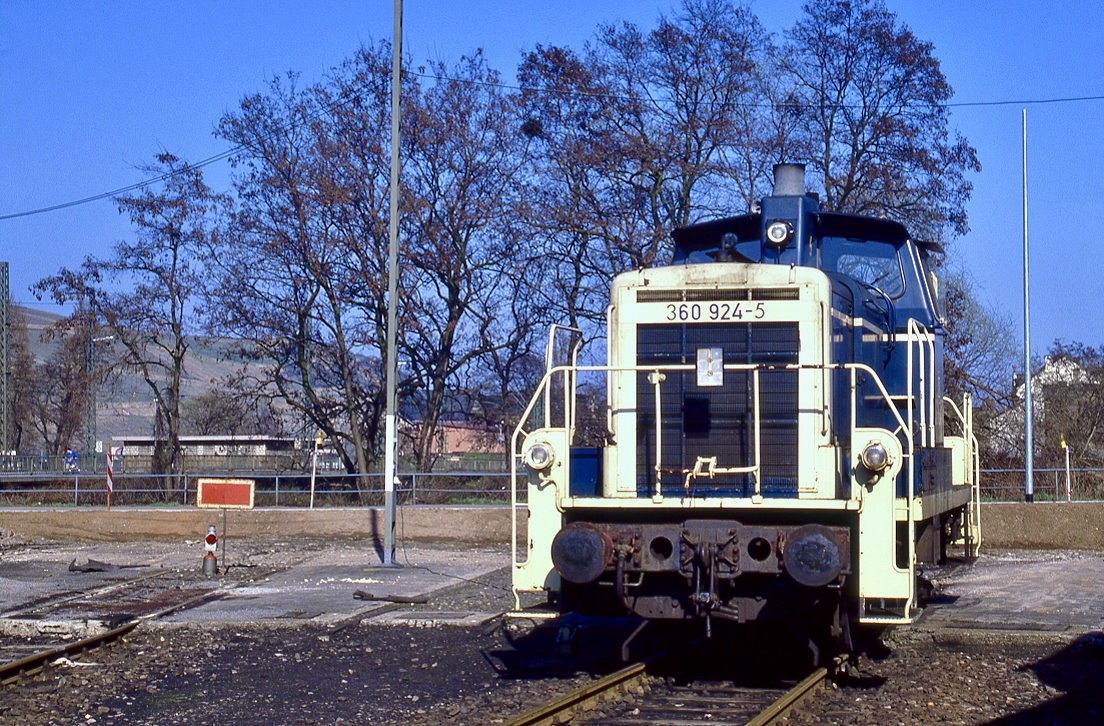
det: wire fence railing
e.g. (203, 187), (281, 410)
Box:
(0, 471), (523, 508)
(5, 466), (1101, 507)
(979, 467), (1104, 502)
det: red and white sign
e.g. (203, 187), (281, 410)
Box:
(196, 478), (256, 510)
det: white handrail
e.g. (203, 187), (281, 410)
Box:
(511, 360), (913, 514)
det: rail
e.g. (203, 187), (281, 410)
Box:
(505, 660), (827, 725)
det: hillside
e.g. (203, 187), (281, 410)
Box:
(15, 305), (283, 442)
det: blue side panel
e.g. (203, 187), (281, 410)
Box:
(569, 448), (602, 497)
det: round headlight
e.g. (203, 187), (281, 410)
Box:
(860, 441), (890, 472)
(523, 442), (554, 471)
(766, 220), (794, 247)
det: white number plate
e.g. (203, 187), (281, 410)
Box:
(658, 301), (768, 322)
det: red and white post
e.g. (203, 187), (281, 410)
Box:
(105, 445), (123, 509)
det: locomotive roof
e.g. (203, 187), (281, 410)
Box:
(671, 211), (943, 255)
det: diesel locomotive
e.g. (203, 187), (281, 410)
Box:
(510, 164), (980, 651)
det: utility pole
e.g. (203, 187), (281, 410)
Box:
(382, 0), (403, 566)
(0, 261), (9, 454)
(1022, 109), (1034, 503)
(85, 333), (114, 470)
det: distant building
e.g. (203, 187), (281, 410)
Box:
(110, 434), (304, 473)
(992, 355), (1096, 457)
(430, 421), (506, 456)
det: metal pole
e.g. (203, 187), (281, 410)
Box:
(309, 431), (320, 510)
(0, 261), (10, 454)
(1022, 108), (1034, 503)
(1063, 435), (1071, 502)
(382, 0), (403, 566)
(85, 334), (113, 469)
(85, 331), (95, 461)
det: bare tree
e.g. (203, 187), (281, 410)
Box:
(779, 0), (980, 245)
(400, 52), (534, 468)
(941, 270), (1019, 467)
(24, 317), (92, 457)
(212, 67), (372, 474)
(943, 270), (1017, 404)
(181, 389), (287, 437)
(517, 0), (771, 340)
(1036, 343), (1104, 485)
(35, 153), (224, 477)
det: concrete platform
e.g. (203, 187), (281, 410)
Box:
(3, 504), (1104, 639)
(160, 545), (506, 627)
(0, 540), (509, 633)
(920, 549), (1104, 636)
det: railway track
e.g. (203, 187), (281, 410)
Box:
(0, 564), (272, 685)
(506, 656), (828, 726)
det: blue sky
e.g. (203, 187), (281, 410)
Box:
(2, 1), (1103, 352)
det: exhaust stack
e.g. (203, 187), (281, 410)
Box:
(773, 163), (806, 196)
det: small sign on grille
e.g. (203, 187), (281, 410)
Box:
(697, 347), (724, 387)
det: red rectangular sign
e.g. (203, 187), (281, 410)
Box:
(196, 478), (255, 510)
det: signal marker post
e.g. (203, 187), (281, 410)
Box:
(105, 445), (123, 509)
(196, 478), (255, 577)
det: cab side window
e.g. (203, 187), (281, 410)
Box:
(835, 246), (905, 298)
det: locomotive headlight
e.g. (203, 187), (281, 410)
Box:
(523, 441), (555, 471)
(765, 220), (794, 247)
(860, 441), (891, 472)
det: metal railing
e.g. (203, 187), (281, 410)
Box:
(0, 451), (512, 477)
(980, 467), (1104, 502)
(0, 471), (523, 508)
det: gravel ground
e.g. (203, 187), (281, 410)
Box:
(787, 629), (1104, 725)
(2, 542), (1103, 725)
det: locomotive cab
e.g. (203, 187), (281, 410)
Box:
(510, 164), (980, 648)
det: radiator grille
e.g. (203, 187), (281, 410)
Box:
(636, 287), (799, 302)
(636, 322), (800, 497)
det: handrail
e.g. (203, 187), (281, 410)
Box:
(906, 319), (936, 447)
(511, 359), (913, 514)
(542, 325), (583, 432)
(511, 357), (925, 615)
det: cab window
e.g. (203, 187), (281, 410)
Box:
(823, 238), (906, 298)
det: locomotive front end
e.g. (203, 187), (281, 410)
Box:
(511, 164), (979, 649)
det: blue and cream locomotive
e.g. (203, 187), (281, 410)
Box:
(511, 164), (980, 649)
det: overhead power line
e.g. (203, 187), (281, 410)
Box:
(0, 148), (239, 221)
(0, 82), (372, 222)
(2, 61), (1103, 222)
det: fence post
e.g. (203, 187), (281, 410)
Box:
(411, 473), (416, 505)
(275, 474), (280, 507)
(74, 475), (79, 506)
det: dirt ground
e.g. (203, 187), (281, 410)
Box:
(4, 501), (1104, 549)
(0, 506), (517, 546)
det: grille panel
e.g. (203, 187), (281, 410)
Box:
(636, 322), (800, 497)
(636, 288), (799, 302)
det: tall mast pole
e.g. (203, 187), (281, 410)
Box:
(382, 0), (403, 563)
(1022, 108), (1034, 503)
